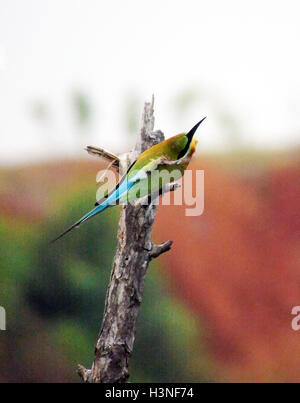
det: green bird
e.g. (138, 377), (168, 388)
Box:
(51, 118), (206, 243)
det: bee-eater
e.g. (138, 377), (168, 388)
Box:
(51, 118), (206, 243)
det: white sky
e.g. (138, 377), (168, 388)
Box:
(0, 0), (300, 165)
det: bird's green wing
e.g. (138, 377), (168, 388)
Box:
(126, 154), (175, 182)
(119, 155), (183, 204)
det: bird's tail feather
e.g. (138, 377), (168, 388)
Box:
(50, 202), (109, 244)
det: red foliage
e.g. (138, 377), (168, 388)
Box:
(154, 159), (300, 382)
(0, 160), (100, 223)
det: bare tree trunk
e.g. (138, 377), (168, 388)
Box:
(78, 96), (173, 383)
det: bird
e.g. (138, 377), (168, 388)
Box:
(51, 117), (206, 243)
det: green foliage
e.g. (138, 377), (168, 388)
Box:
(0, 182), (207, 382)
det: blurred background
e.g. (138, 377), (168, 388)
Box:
(0, 0), (300, 382)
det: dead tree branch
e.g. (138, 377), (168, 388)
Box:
(78, 96), (173, 383)
(85, 146), (120, 172)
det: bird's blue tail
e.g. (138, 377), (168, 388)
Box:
(50, 201), (109, 243)
(50, 170), (135, 243)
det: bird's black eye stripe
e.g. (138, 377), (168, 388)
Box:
(177, 136), (191, 159)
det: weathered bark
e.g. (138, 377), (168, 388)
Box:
(78, 96), (173, 383)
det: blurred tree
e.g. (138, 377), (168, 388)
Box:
(30, 100), (50, 122)
(123, 92), (141, 136)
(71, 90), (92, 129)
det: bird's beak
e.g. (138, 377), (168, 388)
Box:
(187, 117), (206, 141)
